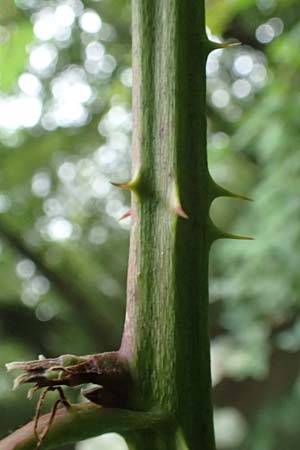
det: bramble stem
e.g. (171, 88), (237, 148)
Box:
(120, 0), (215, 448)
(0, 404), (171, 450)
(1, 1), (216, 449)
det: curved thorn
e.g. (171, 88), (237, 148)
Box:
(110, 181), (131, 190)
(175, 206), (189, 219)
(209, 179), (253, 202)
(118, 210), (132, 221)
(170, 179), (189, 219)
(110, 170), (144, 194)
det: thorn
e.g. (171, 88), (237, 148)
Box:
(214, 40), (241, 49)
(221, 232), (254, 241)
(170, 179), (189, 219)
(209, 179), (253, 202)
(110, 181), (131, 190)
(174, 206), (189, 219)
(118, 210), (132, 221)
(110, 170), (143, 193)
(208, 39), (241, 52)
(228, 192), (253, 202)
(208, 219), (253, 243)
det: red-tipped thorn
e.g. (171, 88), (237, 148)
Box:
(118, 210), (132, 221)
(170, 179), (189, 219)
(110, 181), (130, 189)
(175, 206), (189, 219)
(224, 191), (253, 202)
(233, 193), (253, 202)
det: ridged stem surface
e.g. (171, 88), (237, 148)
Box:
(121, 1), (215, 448)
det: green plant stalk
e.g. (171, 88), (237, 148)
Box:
(0, 404), (170, 450)
(120, 0), (215, 448)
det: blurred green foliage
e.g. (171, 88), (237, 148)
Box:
(0, 21), (33, 91)
(0, 0), (299, 449)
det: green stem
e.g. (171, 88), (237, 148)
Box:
(121, 0), (215, 448)
(0, 1), (217, 448)
(126, 429), (177, 450)
(0, 404), (170, 450)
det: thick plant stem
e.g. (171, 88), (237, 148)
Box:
(0, 1), (216, 449)
(126, 429), (177, 450)
(0, 404), (170, 450)
(121, 0), (215, 449)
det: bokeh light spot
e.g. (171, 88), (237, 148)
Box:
(47, 217), (73, 240)
(18, 73), (42, 96)
(232, 79), (252, 99)
(256, 23), (275, 44)
(16, 259), (35, 280)
(29, 44), (58, 73)
(54, 4), (76, 27)
(211, 89), (230, 109)
(79, 10), (102, 33)
(32, 172), (51, 198)
(233, 55), (254, 76)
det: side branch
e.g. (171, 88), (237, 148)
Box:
(0, 403), (171, 450)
